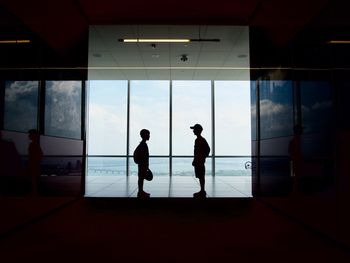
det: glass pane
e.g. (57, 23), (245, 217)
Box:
(4, 81), (39, 132)
(129, 157), (169, 177)
(251, 80), (257, 141)
(87, 80), (127, 155)
(172, 81), (212, 155)
(215, 81), (251, 155)
(129, 81), (169, 155)
(40, 156), (83, 196)
(215, 157), (251, 176)
(86, 157), (126, 197)
(150, 158), (169, 176)
(259, 80), (293, 139)
(45, 81), (82, 139)
(172, 157), (212, 176)
(87, 157), (126, 176)
(338, 80), (350, 130)
(300, 81), (333, 134)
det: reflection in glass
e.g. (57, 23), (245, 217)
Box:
(259, 80), (293, 139)
(45, 81), (82, 139)
(88, 81), (127, 155)
(251, 81), (257, 141)
(41, 156), (83, 176)
(4, 81), (39, 132)
(129, 81), (169, 155)
(300, 81), (333, 134)
(172, 81), (212, 155)
(338, 81), (350, 130)
(215, 81), (251, 155)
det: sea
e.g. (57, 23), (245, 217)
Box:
(87, 157), (251, 177)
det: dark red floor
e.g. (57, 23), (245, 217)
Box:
(0, 198), (349, 263)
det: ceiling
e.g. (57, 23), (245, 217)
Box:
(88, 25), (250, 80)
(1, 0), (350, 69)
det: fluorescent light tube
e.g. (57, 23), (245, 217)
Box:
(328, 40), (350, 44)
(120, 38), (190, 43)
(0, 39), (31, 44)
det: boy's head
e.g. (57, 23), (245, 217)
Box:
(293, 125), (303, 135)
(140, 129), (150, 140)
(28, 129), (39, 141)
(190, 124), (203, 135)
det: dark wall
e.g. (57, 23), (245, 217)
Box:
(250, 24), (350, 247)
(0, 77), (86, 197)
(0, 4), (87, 197)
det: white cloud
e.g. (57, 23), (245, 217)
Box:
(5, 81), (38, 101)
(48, 81), (80, 96)
(312, 101), (332, 110)
(259, 99), (290, 117)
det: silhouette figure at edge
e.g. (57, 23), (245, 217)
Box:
(0, 130), (22, 178)
(288, 124), (303, 197)
(133, 129), (151, 198)
(28, 129), (43, 196)
(191, 124), (210, 198)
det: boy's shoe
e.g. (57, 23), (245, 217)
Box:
(193, 190), (206, 198)
(137, 191), (150, 198)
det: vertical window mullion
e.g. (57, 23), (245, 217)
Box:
(169, 80), (172, 176)
(211, 80), (215, 177)
(126, 80), (131, 176)
(39, 80), (46, 135)
(0, 81), (5, 130)
(81, 80), (87, 196)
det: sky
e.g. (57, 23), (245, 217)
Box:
(87, 80), (252, 156)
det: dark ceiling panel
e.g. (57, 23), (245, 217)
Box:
(2, 0), (349, 64)
(1, 0), (88, 54)
(78, 0), (261, 24)
(250, 0), (329, 45)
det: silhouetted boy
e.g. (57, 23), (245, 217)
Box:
(133, 129), (151, 198)
(191, 124), (210, 198)
(28, 129), (43, 196)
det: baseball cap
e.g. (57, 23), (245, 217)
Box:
(190, 124), (203, 131)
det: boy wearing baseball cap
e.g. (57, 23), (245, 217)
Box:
(190, 124), (210, 198)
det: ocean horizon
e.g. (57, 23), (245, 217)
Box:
(87, 157), (252, 177)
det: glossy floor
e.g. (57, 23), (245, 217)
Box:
(85, 175), (252, 197)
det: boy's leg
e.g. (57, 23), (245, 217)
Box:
(137, 165), (150, 197)
(138, 177), (144, 192)
(199, 177), (205, 192)
(194, 165), (206, 197)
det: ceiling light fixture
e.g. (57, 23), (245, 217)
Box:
(118, 38), (220, 43)
(328, 40), (350, 44)
(0, 39), (31, 44)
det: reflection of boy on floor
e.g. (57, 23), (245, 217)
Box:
(191, 124), (210, 198)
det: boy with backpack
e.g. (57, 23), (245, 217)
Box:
(133, 129), (151, 198)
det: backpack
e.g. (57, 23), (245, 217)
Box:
(204, 140), (210, 157)
(133, 145), (141, 164)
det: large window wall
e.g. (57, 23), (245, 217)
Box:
(87, 80), (251, 177)
(2, 80), (83, 140)
(1, 80), (84, 196)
